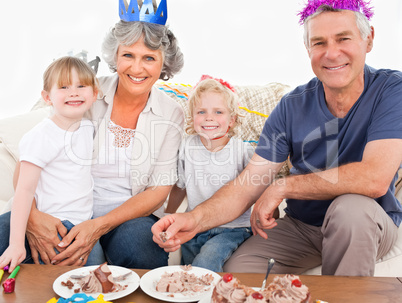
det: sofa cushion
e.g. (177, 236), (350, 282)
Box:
(0, 107), (50, 206)
(0, 144), (15, 207)
(0, 107), (51, 161)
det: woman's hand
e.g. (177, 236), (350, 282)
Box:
(51, 218), (107, 266)
(26, 207), (67, 264)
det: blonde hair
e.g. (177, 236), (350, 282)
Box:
(185, 78), (243, 137)
(43, 56), (100, 94)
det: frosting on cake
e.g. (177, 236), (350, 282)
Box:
(211, 273), (311, 303)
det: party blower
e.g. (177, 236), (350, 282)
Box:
(2, 266), (20, 293)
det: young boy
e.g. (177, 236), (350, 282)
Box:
(165, 76), (254, 272)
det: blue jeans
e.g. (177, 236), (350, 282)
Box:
(181, 227), (252, 272)
(99, 214), (168, 269)
(0, 211), (103, 266)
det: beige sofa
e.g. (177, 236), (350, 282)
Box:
(0, 81), (401, 276)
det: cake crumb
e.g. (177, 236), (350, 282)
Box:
(160, 232), (169, 242)
(180, 264), (192, 271)
(61, 280), (74, 289)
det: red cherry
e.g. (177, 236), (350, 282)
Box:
(292, 279), (302, 287)
(222, 273), (233, 283)
(252, 292), (264, 299)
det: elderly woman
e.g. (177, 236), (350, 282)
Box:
(1, 2), (184, 269)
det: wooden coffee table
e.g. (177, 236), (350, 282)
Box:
(1, 264), (401, 302)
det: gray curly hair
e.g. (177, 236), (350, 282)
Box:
(102, 21), (184, 80)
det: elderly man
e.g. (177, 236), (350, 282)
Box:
(152, 0), (402, 276)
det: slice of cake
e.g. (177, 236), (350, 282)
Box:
(211, 273), (311, 303)
(80, 262), (116, 293)
(156, 270), (215, 295)
(61, 262), (126, 294)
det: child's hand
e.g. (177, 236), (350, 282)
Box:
(0, 245), (26, 273)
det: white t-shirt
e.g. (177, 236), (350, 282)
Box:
(177, 135), (255, 228)
(19, 118), (94, 225)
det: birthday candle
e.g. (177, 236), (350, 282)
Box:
(0, 269), (4, 282)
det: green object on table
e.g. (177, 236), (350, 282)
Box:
(8, 266), (20, 279)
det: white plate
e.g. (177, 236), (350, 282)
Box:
(53, 265), (140, 301)
(140, 265), (221, 302)
(198, 287), (259, 303)
(198, 296), (210, 303)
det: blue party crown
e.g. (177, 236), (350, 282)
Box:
(119, 0), (168, 25)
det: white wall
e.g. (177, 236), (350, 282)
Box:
(0, 0), (401, 119)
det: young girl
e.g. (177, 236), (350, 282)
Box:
(165, 75), (254, 272)
(0, 56), (100, 272)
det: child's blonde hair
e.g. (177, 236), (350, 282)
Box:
(43, 56), (100, 94)
(185, 78), (243, 137)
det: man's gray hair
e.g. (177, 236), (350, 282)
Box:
(303, 6), (372, 48)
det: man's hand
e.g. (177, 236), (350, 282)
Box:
(26, 208), (67, 264)
(151, 213), (200, 252)
(250, 180), (284, 239)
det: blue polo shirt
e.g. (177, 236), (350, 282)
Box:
(256, 65), (402, 227)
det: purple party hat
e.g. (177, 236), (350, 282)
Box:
(298, 0), (374, 24)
